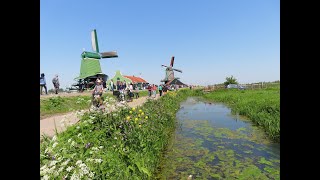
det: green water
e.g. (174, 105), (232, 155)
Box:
(157, 97), (280, 180)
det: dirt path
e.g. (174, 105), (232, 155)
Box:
(40, 95), (160, 140)
(40, 91), (109, 99)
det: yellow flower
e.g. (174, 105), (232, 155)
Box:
(135, 118), (138, 121)
(138, 114), (141, 117)
(126, 116), (130, 120)
(139, 125), (142, 128)
(139, 109), (142, 112)
(145, 116), (148, 119)
(132, 108), (136, 111)
(129, 111), (132, 114)
(141, 112), (144, 116)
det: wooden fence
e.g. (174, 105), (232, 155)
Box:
(204, 82), (280, 91)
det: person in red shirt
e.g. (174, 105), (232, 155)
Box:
(152, 84), (157, 98)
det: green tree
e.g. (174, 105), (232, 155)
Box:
(224, 75), (238, 86)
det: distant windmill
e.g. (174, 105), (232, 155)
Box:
(74, 29), (118, 90)
(161, 56), (183, 84)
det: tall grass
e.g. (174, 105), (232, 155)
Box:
(40, 89), (197, 179)
(202, 87), (280, 142)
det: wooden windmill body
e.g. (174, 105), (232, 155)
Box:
(161, 56), (183, 85)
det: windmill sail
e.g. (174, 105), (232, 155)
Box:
(170, 56), (175, 67)
(100, 51), (118, 58)
(91, 29), (99, 53)
(173, 68), (182, 73)
(76, 29), (118, 80)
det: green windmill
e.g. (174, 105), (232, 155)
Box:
(74, 29), (118, 90)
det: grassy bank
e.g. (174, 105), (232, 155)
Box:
(202, 87), (280, 142)
(40, 90), (149, 119)
(40, 89), (200, 179)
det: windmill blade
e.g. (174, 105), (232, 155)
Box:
(161, 65), (169, 68)
(81, 51), (101, 59)
(100, 51), (118, 58)
(170, 56), (175, 67)
(91, 29), (99, 53)
(173, 68), (182, 73)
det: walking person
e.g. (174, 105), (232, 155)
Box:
(152, 84), (157, 98)
(52, 74), (60, 94)
(40, 73), (48, 95)
(147, 84), (152, 97)
(133, 84), (140, 99)
(110, 80), (114, 91)
(158, 84), (163, 96)
(162, 85), (167, 95)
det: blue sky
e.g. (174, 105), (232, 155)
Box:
(40, 0), (279, 89)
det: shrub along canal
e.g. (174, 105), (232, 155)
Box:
(157, 97), (280, 179)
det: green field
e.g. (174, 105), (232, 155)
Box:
(202, 87), (280, 142)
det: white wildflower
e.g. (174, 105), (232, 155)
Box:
(76, 126), (80, 129)
(61, 159), (70, 166)
(89, 172), (94, 178)
(86, 158), (93, 162)
(42, 175), (49, 180)
(113, 145), (116, 148)
(58, 167), (64, 173)
(99, 146), (103, 149)
(49, 160), (57, 167)
(95, 159), (103, 163)
(76, 160), (83, 166)
(53, 171), (59, 177)
(82, 168), (89, 175)
(44, 147), (52, 154)
(77, 133), (82, 137)
(92, 147), (99, 151)
(52, 135), (57, 142)
(47, 165), (56, 174)
(52, 142), (58, 148)
(66, 166), (74, 172)
(68, 138), (72, 143)
(114, 137), (117, 140)
(40, 165), (49, 176)
(71, 141), (76, 147)
(40, 165), (47, 170)
(70, 172), (79, 180)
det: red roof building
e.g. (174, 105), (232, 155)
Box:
(124, 75), (148, 83)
